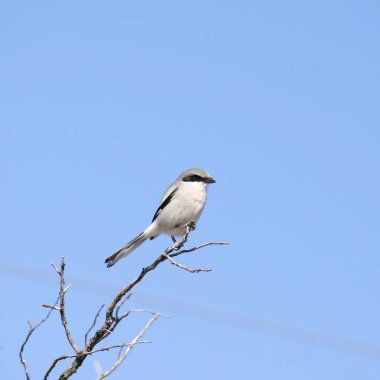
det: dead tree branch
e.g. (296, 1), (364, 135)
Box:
(44, 340), (151, 379)
(162, 251), (211, 273)
(85, 304), (105, 345)
(96, 313), (160, 380)
(19, 297), (59, 380)
(20, 226), (228, 379)
(51, 259), (79, 353)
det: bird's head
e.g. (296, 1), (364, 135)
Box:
(178, 168), (216, 185)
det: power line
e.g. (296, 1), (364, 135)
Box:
(1, 260), (379, 361)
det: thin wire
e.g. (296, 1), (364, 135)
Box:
(1, 260), (379, 361)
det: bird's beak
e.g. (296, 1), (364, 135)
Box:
(204, 176), (216, 184)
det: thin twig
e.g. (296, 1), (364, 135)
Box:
(128, 309), (171, 317)
(42, 304), (61, 311)
(50, 262), (61, 275)
(170, 241), (229, 259)
(19, 297), (59, 380)
(96, 314), (159, 379)
(53, 257), (80, 353)
(163, 232), (228, 273)
(44, 341), (150, 379)
(50, 228), (227, 379)
(114, 309), (170, 335)
(162, 252), (211, 273)
(115, 293), (132, 320)
(58, 229), (228, 378)
(85, 305), (105, 345)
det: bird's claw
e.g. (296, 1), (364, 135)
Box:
(186, 221), (196, 232)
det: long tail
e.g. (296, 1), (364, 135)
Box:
(105, 225), (155, 268)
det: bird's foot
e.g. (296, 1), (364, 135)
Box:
(186, 221), (196, 232)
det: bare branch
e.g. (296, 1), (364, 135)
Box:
(162, 252), (211, 273)
(128, 309), (171, 317)
(42, 304), (61, 311)
(23, 226), (228, 379)
(57, 229), (227, 378)
(170, 241), (229, 259)
(163, 230), (228, 273)
(53, 257), (80, 354)
(115, 293), (132, 320)
(19, 297), (59, 380)
(44, 341), (151, 379)
(50, 261), (61, 275)
(96, 314), (159, 379)
(114, 309), (170, 336)
(85, 304), (105, 345)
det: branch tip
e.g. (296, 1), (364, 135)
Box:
(22, 233), (227, 379)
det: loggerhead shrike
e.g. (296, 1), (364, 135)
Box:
(105, 168), (216, 267)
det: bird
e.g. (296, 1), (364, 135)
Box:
(105, 168), (216, 267)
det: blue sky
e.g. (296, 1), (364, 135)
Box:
(1, 1), (379, 379)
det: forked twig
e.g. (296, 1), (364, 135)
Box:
(51, 258), (79, 353)
(85, 304), (105, 345)
(19, 297), (59, 380)
(96, 314), (160, 379)
(162, 252), (211, 273)
(21, 225), (228, 379)
(44, 341), (151, 379)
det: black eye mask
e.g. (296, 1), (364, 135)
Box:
(182, 174), (204, 182)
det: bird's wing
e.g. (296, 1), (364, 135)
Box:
(151, 186), (178, 222)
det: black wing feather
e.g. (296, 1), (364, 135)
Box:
(151, 188), (178, 223)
